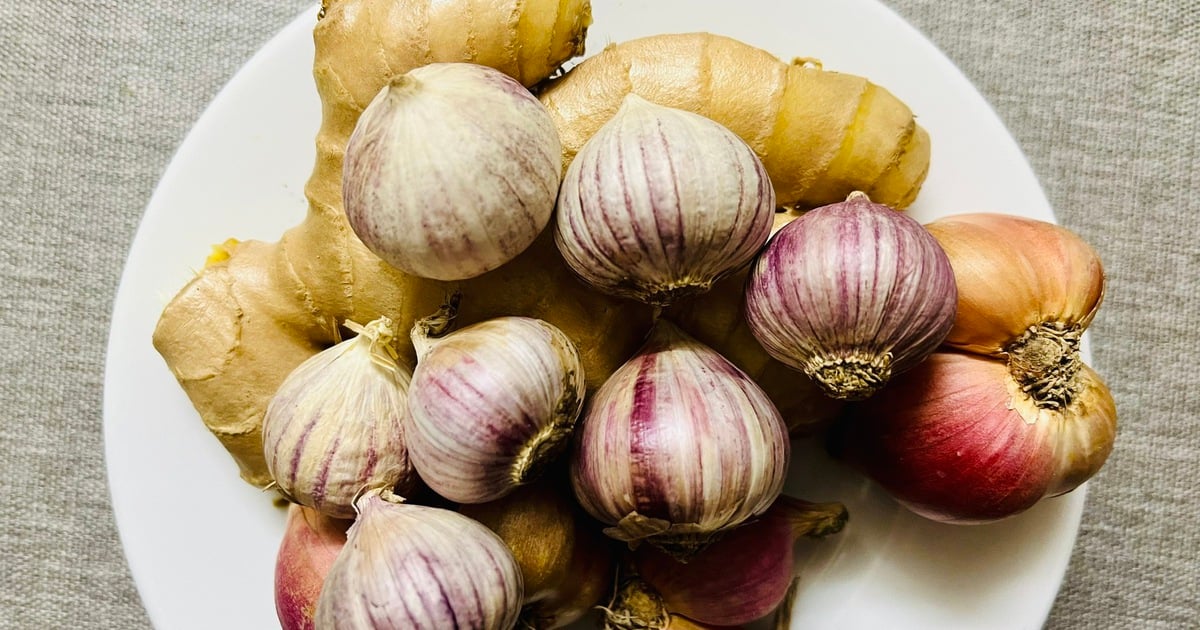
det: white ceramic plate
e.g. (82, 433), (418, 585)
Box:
(104, 1), (1086, 628)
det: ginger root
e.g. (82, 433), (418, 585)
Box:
(151, 0), (647, 487)
(538, 32), (930, 210)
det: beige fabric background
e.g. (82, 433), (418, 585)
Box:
(1, 1), (1195, 628)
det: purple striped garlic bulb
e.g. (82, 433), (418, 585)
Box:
(570, 320), (790, 559)
(343, 62), (562, 281)
(406, 314), (585, 504)
(314, 490), (523, 629)
(745, 192), (958, 400)
(554, 94), (775, 307)
(262, 317), (418, 519)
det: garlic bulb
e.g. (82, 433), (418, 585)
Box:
(343, 62), (562, 281)
(406, 315), (585, 504)
(554, 94), (775, 306)
(262, 317), (418, 519)
(745, 192), (957, 400)
(570, 320), (790, 558)
(314, 490), (523, 629)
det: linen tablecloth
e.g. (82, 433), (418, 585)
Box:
(2, 1), (1196, 627)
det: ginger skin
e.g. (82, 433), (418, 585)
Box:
(538, 32), (931, 210)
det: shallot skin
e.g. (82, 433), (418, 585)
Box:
(631, 496), (846, 627)
(275, 505), (350, 630)
(833, 351), (1116, 523)
(925, 213), (1106, 356)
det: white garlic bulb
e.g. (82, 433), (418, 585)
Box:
(406, 315), (585, 504)
(554, 94), (775, 306)
(314, 490), (523, 629)
(570, 320), (790, 559)
(343, 62), (562, 281)
(262, 318), (418, 519)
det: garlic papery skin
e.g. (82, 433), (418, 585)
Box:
(262, 317), (417, 519)
(406, 316), (585, 504)
(629, 497), (847, 627)
(570, 319), (790, 559)
(832, 351), (1117, 524)
(314, 490), (523, 629)
(745, 192), (957, 400)
(343, 62), (562, 281)
(554, 93), (775, 306)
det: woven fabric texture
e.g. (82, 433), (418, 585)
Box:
(1, 1), (1195, 628)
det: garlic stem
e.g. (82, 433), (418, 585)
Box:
(773, 496), (849, 539)
(386, 73), (418, 96)
(342, 318), (400, 371)
(509, 410), (575, 486)
(409, 292), (461, 360)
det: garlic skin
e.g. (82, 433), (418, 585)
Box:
(407, 316), (585, 504)
(314, 490), (523, 629)
(343, 62), (562, 281)
(832, 351), (1117, 523)
(554, 94), (775, 306)
(570, 320), (790, 558)
(745, 192), (957, 400)
(262, 318), (417, 519)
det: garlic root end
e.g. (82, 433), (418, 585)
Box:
(806, 352), (892, 401)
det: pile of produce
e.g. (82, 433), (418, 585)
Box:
(151, 0), (1118, 627)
